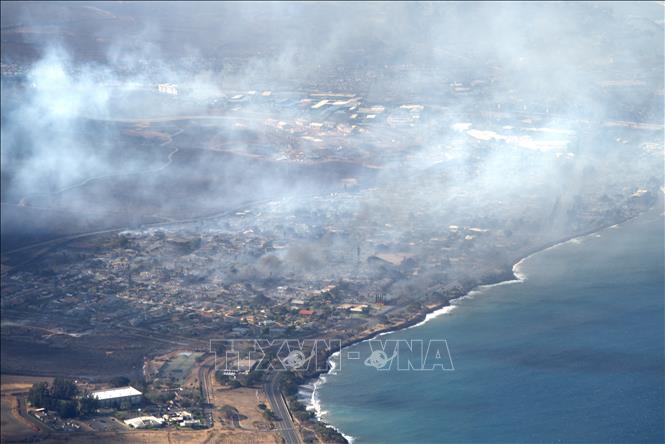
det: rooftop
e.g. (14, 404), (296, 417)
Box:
(92, 386), (142, 400)
(124, 416), (163, 429)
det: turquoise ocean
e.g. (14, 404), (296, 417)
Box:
(304, 207), (665, 443)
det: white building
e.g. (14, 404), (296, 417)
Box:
(124, 415), (164, 429)
(158, 83), (178, 95)
(92, 386), (142, 408)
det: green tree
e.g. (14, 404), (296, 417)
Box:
(57, 400), (78, 419)
(51, 378), (78, 400)
(28, 382), (51, 408)
(78, 392), (99, 416)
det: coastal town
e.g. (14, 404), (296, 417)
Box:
(2, 2), (664, 443)
(1, 109), (661, 442)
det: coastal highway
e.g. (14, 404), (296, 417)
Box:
(265, 372), (302, 444)
(198, 356), (216, 428)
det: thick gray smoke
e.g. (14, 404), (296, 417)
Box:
(0, 1), (663, 253)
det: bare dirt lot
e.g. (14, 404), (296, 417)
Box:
(1, 394), (40, 442)
(212, 386), (273, 431)
(1, 374), (52, 442)
(32, 429), (281, 444)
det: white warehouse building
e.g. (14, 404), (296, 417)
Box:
(92, 386), (143, 408)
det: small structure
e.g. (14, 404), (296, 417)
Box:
(164, 411), (195, 425)
(124, 416), (164, 429)
(158, 83), (178, 95)
(337, 304), (369, 314)
(349, 304), (369, 314)
(298, 309), (315, 316)
(92, 386), (142, 408)
(177, 411), (193, 420)
(180, 419), (202, 427)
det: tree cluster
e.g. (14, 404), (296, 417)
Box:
(27, 378), (98, 419)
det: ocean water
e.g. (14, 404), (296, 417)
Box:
(310, 208), (664, 443)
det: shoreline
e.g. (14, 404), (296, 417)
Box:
(300, 208), (653, 443)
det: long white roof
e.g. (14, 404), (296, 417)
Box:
(92, 386), (142, 400)
(124, 416), (163, 428)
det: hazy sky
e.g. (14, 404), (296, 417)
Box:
(1, 2), (663, 250)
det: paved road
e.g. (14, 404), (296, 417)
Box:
(265, 373), (302, 444)
(198, 357), (215, 428)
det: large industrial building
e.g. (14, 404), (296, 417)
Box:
(92, 386), (143, 408)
